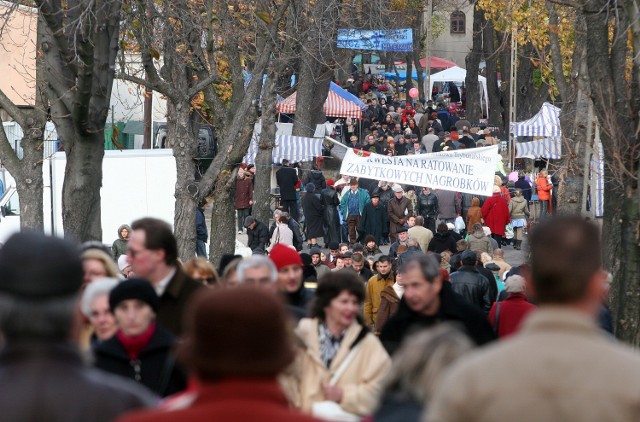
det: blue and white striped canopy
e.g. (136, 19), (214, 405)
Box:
(515, 138), (561, 159)
(510, 102), (561, 137)
(244, 135), (323, 165)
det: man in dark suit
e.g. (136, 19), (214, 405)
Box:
(128, 217), (203, 336)
(275, 159), (299, 221)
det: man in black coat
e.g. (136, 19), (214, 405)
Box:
(300, 183), (324, 247)
(245, 216), (271, 254)
(449, 250), (492, 314)
(358, 192), (388, 245)
(276, 159), (300, 221)
(320, 180), (340, 247)
(380, 252), (495, 355)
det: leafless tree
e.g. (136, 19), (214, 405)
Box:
(0, 4), (47, 232)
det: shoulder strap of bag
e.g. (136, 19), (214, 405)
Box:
(493, 302), (501, 336)
(329, 344), (361, 386)
(328, 326), (368, 386)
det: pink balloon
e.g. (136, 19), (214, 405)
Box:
(409, 88), (419, 98)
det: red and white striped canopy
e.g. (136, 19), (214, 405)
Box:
(277, 90), (363, 119)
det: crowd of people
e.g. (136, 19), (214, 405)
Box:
(0, 214), (629, 422)
(0, 71), (617, 421)
(244, 159), (550, 262)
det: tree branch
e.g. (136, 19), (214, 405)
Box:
(187, 73), (223, 99)
(548, 0), (582, 9)
(34, 0), (78, 75)
(0, 89), (28, 129)
(0, 122), (22, 174)
(546, 0), (573, 100)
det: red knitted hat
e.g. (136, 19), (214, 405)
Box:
(269, 244), (302, 270)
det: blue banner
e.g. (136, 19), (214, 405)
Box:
(337, 29), (413, 52)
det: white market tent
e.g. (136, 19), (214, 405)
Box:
(511, 102), (563, 160)
(428, 66), (488, 116)
(510, 102), (562, 137)
(510, 102), (602, 217)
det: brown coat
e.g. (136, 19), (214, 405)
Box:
(375, 285), (400, 334)
(387, 196), (413, 236)
(466, 198), (483, 231)
(235, 176), (254, 209)
(158, 268), (204, 336)
(426, 308), (640, 422)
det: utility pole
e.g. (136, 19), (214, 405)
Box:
(143, 86), (152, 149)
(508, 29), (517, 170)
(423, 0), (433, 101)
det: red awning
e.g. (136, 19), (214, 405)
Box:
(420, 57), (458, 69)
(277, 90), (362, 119)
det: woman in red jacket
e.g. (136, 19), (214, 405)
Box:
(488, 275), (536, 338)
(481, 186), (511, 246)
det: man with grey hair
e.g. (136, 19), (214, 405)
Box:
(237, 255), (278, 288)
(269, 210), (303, 251)
(0, 232), (156, 420)
(379, 251), (494, 355)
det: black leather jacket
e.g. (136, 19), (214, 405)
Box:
(449, 266), (492, 314)
(417, 192), (439, 219)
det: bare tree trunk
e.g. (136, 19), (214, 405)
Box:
(292, 0), (337, 137)
(582, 0), (640, 344)
(293, 64), (332, 137)
(209, 169), (238, 267)
(404, 54), (413, 93)
(253, 73), (278, 226)
(17, 117), (46, 231)
(550, 11), (589, 215)
(60, 134), (104, 242)
(0, 14), (48, 232)
(515, 44), (550, 120)
(465, 4), (483, 123)
(483, 20), (503, 125)
(414, 52), (425, 101)
(170, 102), (199, 262)
(37, 0), (122, 242)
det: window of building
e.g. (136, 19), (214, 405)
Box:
(450, 11), (465, 34)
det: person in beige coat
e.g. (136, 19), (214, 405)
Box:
(281, 272), (391, 418)
(467, 223), (492, 255)
(426, 217), (640, 422)
(508, 188), (530, 250)
(407, 216), (434, 253)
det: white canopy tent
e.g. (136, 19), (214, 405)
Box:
(428, 66), (488, 116)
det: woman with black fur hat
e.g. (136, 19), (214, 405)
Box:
(93, 279), (187, 397)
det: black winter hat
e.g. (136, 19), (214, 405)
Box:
(109, 279), (160, 312)
(0, 232), (83, 300)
